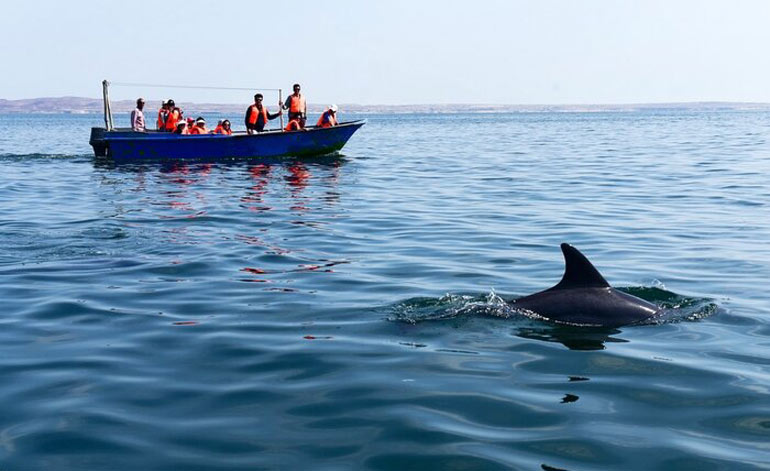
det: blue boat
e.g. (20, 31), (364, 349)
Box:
(89, 80), (365, 160)
(90, 121), (365, 160)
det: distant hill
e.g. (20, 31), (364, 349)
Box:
(2, 96), (770, 114)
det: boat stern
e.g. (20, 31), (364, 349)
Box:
(89, 127), (108, 156)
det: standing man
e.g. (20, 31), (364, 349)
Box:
(156, 100), (169, 131)
(131, 98), (146, 132)
(246, 93), (282, 134)
(281, 83), (307, 129)
(163, 99), (182, 132)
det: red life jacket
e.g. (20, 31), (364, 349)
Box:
(247, 104), (269, 126)
(189, 125), (209, 135)
(316, 110), (337, 128)
(285, 119), (301, 131)
(164, 108), (181, 131)
(288, 94), (306, 113)
(215, 125), (231, 135)
(157, 108), (169, 130)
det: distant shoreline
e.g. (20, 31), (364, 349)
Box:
(2, 97), (770, 114)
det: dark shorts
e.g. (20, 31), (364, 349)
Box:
(288, 112), (306, 128)
(246, 121), (267, 132)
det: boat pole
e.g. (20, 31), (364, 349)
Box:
(279, 88), (284, 130)
(102, 80), (113, 131)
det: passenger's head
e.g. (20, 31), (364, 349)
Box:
(222, 119), (231, 129)
(176, 121), (186, 131)
(196, 117), (205, 127)
(255, 93), (263, 103)
(293, 84), (301, 93)
(136, 98), (145, 110)
(187, 117), (194, 125)
(161, 99), (168, 109)
(329, 104), (338, 113)
(167, 99), (175, 108)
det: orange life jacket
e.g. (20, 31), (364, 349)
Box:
(247, 104), (269, 126)
(213, 124), (224, 134)
(215, 125), (231, 135)
(288, 94), (306, 113)
(285, 119), (301, 131)
(189, 125), (209, 135)
(164, 108), (181, 131)
(316, 110), (337, 128)
(157, 108), (169, 130)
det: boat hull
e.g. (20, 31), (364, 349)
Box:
(90, 120), (365, 160)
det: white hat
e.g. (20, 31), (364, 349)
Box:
(196, 117), (205, 124)
(330, 104), (338, 112)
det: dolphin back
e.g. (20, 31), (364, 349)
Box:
(512, 243), (660, 327)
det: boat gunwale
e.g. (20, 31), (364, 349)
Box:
(97, 119), (367, 141)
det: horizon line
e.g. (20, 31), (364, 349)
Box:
(2, 96), (770, 107)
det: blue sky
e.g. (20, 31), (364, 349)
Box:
(2, 0), (769, 104)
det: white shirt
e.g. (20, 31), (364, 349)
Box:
(131, 108), (146, 131)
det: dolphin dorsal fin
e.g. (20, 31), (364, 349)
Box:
(550, 243), (610, 290)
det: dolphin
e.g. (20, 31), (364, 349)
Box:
(511, 243), (661, 327)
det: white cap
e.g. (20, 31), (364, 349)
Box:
(196, 117), (205, 124)
(330, 104), (338, 112)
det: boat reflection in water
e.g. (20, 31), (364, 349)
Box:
(92, 158), (349, 291)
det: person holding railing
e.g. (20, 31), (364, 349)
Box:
(246, 93), (281, 134)
(281, 84), (306, 129)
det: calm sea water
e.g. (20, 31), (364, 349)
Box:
(1, 111), (769, 470)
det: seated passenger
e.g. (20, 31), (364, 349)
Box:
(173, 121), (189, 135)
(284, 118), (302, 131)
(213, 120), (224, 134)
(216, 119), (232, 135)
(316, 104), (338, 128)
(245, 93), (281, 134)
(189, 117), (209, 134)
